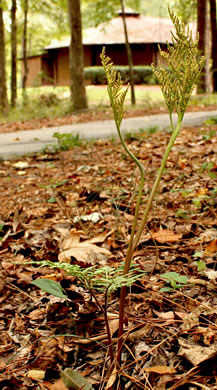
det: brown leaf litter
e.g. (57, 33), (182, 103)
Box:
(0, 119), (217, 389)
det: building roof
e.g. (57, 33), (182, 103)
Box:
(45, 9), (195, 50)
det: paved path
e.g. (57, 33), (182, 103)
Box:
(0, 110), (217, 160)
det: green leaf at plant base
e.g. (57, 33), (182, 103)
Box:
(39, 179), (69, 189)
(31, 279), (68, 299)
(193, 251), (203, 258)
(192, 198), (201, 208)
(53, 132), (82, 151)
(176, 209), (189, 219)
(202, 129), (216, 140)
(194, 260), (206, 272)
(160, 272), (189, 290)
(211, 187), (217, 198)
(61, 368), (94, 390)
(47, 197), (56, 203)
(159, 286), (174, 292)
(208, 171), (217, 179)
(204, 118), (217, 125)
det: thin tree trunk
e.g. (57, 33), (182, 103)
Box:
(205, 0), (211, 92)
(197, 0), (207, 92)
(120, 0), (136, 105)
(22, 0), (28, 96)
(11, 0), (17, 107)
(0, 1), (8, 113)
(210, 0), (217, 91)
(67, 0), (87, 110)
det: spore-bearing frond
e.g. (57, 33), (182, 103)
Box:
(100, 47), (128, 127)
(152, 8), (205, 115)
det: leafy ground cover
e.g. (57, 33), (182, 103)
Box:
(0, 118), (217, 389)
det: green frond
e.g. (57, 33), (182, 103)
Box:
(153, 8), (205, 115)
(30, 260), (144, 294)
(100, 47), (128, 128)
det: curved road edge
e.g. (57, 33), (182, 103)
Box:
(0, 110), (217, 160)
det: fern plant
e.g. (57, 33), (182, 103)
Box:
(101, 8), (205, 367)
(30, 260), (144, 368)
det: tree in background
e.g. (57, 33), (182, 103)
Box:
(0, 0), (8, 112)
(120, 0), (136, 105)
(210, 0), (217, 91)
(197, 0), (207, 92)
(11, 0), (17, 107)
(22, 0), (29, 99)
(67, 0), (87, 110)
(82, 0), (140, 106)
(173, 0), (217, 93)
(82, 0), (141, 27)
(171, 0), (196, 24)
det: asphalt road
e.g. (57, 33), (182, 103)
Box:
(1, 110), (217, 160)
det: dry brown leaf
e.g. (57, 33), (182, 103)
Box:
(105, 367), (118, 390)
(58, 229), (111, 264)
(205, 239), (217, 255)
(49, 378), (68, 390)
(199, 229), (217, 242)
(196, 187), (209, 196)
(178, 339), (217, 365)
(181, 304), (217, 330)
(108, 319), (119, 336)
(142, 229), (182, 244)
(59, 242), (111, 264)
(155, 374), (174, 390)
(157, 311), (175, 320)
(27, 370), (45, 380)
(145, 365), (176, 374)
(128, 324), (151, 342)
(60, 229), (83, 250)
(204, 269), (217, 280)
(87, 229), (114, 244)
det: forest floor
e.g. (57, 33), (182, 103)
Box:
(0, 108), (217, 389)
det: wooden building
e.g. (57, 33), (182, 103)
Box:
(23, 9), (178, 87)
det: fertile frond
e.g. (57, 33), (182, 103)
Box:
(100, 47), (129, 128)
(152, 8), (205, 115)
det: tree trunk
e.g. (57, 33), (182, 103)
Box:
(205, 0), (212, 92)
(210, 0), (217, 91)
(197, 0), (207, 92)
(0, 1), (8, 113)
(120, 0), (136, 105)
(67, 0), (87, 110)
(22, 0), (28, 96)
(11, 0), (17, 107)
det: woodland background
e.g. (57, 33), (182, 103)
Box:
(0, 0), (216, 114)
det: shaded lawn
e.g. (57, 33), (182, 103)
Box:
(1, 85), (217, 134)
(0, 122), (217, 389)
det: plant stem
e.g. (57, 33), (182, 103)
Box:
(117, 112), (184, 365)
(115, 121), (145, 262)
(103, 286), (115, 370)
(108, 84), (145, 271)
(111, 115), (145, 367)
(131, 112), (183, 253)
(88, 284), (114, 365)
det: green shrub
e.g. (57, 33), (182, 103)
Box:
(37, 92), (60, 106)
(84, 66), (106, 85)
(84, 65), (157, 85)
